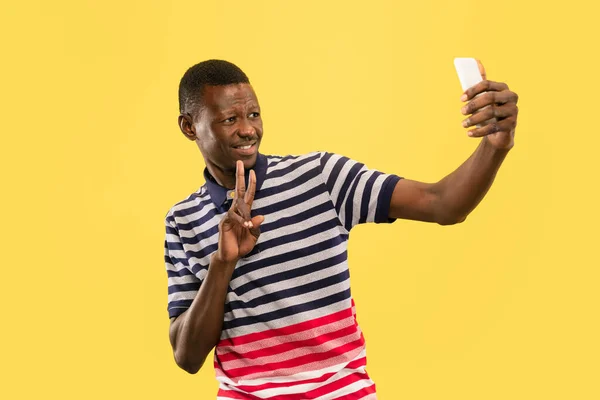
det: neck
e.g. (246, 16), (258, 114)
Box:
(206, 161), (236, 189)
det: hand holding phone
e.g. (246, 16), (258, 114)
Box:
(454, 57), (496, 127)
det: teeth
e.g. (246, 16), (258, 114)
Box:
(238, 145), (252, 150)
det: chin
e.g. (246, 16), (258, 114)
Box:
(242, 153), (258, 169)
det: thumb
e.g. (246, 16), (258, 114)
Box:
(249, 215), (265, 238)
(476, 59), (487, 81)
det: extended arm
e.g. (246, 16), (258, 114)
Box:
(389, 71), (519, 225)
(389, 137), (509, 225)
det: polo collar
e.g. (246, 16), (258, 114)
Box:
(203, 153), (267, 206)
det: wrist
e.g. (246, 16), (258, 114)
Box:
(482, 136), (514, 153)
(210, 252), (238, 271)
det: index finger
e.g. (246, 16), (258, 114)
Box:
(235, 160), (246, 199)
(244, 169), (256, 206)
(463, 80), (509, 101)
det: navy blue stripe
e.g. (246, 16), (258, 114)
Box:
(232, 251), (348, 297)
(166, 267), (195, 278)
(222, 288), (351, 330)
(166, 239), (185, 253)
(266, 154), (301, 169)
(375, 175), (402, 223)
(255, 165), (320, 199)
(265, 153), (320, 180)
(165, 225), (178, 236)
(334, 162), (363, 212)
(231, 235), (346, 281)
(359, 172), (379, 224)
(228, 269), (349, 311)
(178, 236), (218, 261)
(169, 194), (208, 215)
(259, 200), (334, 234)
(168, 282), (201, 295)
(190, 264), (209, 276)
(320, 152), (333, 171)
(179, 224), (219, 246)
(256, 217), (340, 254)
(343, 170), (367, 231)
(252, 184), (325, 217)
(168, 300), (193, 318)
(325, 156), (347, 198)
(176, 208), (223, 233)
(176, 201), (337, 254)
(173, 197), (213, 217)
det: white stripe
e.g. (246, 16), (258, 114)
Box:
(221, 297), (351, 338)
(229, 237), (347, 290)
(260, 154), (320, 190)
(217, 311), (356, 356)
(231, 258), (348, 309)
(224, 278), (350, 323)
(366, 174), (387, 223)
(167, 274), (199, 287)
(216, 348), (367, 387)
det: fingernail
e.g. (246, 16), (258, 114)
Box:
(460, 94), (468, 102)
(462, 119), (469, 128)
(461, 106), (467, 114)
(468, 131), (474, 137)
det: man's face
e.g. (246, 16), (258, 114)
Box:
(192, 84), (263, 173)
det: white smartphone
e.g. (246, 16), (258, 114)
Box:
(454, 57), (483, 91)
(454, 57), (495, 127)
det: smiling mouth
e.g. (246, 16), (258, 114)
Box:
(233, 142), (256, 150)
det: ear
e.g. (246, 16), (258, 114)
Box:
(178, 113), (197, 141)
(476, 59), (487, 81)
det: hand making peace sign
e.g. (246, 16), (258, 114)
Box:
(216, 160), (265, 264)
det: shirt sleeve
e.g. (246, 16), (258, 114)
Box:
(164, 212), (202, 319)
(318, 152), (402, 232)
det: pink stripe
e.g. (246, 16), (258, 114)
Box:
(218, 307), (354, 348)
(218, 328), (362, 372)
(218, 314), (356, 360)
(232, 357), (367, 392)
(218, 322), (358, 364)
(216, 338), (365, 380)
(300, 372), (370, 399)
(330, 384), (376, 400)
(218, 373), (370, 400)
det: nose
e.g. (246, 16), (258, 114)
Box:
(237, 118), (256, 138)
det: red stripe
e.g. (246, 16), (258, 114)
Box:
(303, 372), (369, 399)
(222, 338), (365, 379)
(330, 383), (376, 400)
(217, 388), (260, 399)
(218, 323), (358, 363)
(232, 357), (368, 392)
(218, 307), (353, 348)
(218, 372), (370, 400)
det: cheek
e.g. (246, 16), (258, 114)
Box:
(254, 119), (264, 134)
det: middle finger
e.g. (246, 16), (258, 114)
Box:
(462, 90), (517, 115)
(462, 103), (518, 128)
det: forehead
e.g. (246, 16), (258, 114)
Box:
(201, 84), (258, 114)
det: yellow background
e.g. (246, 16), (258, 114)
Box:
(2, 0), (599, 399)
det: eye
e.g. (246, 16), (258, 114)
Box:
(222, 116), (236, 124)
(249, 112), (260, 118)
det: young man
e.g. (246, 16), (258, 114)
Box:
(165, 60), (519, 399)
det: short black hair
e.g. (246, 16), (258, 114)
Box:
(178, 59), (250, 116)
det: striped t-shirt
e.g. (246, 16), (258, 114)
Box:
(164, 152), (401, 399)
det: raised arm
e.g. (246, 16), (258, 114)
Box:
(168, 161), (264, 373)
(389, 64), (519, 225)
